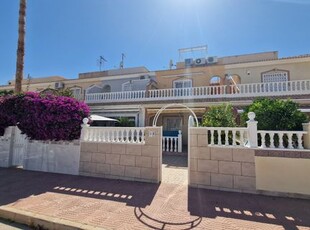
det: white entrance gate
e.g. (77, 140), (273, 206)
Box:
(152, 103), (199, 153)
(12, 127), (28, 166)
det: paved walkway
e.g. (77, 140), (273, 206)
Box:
(0, 168), (309, 230)
(162, 155), (188, 185)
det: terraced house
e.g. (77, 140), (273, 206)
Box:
(1, 50), (310, 150)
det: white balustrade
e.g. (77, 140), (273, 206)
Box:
(82, 126), (145, 144)
(258, 130), (307, 149)
(207, 127), (248, 147)
(162, 130), (182, 153)
(230, 80), (310, 97)
(85, 80), (310, 103)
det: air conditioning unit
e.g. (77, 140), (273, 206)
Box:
(194, 58), (206, 66)
(184, 58), (193, 67)
(207, 56), (218, 64)
(55, 82), (64, 89)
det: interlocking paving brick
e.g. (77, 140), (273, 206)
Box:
(0, 163), (309, 230)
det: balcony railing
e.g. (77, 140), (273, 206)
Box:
(84, 80), (310, 103)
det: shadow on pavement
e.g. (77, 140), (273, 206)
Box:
(0, 167), (159, 208)
(188, 187), (310, 230)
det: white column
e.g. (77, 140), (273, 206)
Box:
(80, 118), (90, 141)
(138, 106), (146, 127)
(246, 112), (258, 148)
(178, 130), (182, 153)
(302, 123), (310, 149)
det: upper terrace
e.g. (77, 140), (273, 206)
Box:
(84, 79), (310, 104)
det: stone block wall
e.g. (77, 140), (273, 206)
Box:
(189, 128), (256, 193)
(79, 127), (162, 183)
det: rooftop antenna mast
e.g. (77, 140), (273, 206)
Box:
(97, 56), (107, 71)
(120, 53), (125, 69)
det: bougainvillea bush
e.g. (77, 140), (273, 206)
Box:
(0, 94), (23, 136)
(0, 92), (90, 140)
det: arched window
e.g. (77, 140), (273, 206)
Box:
(103, 85), (111, 93)
(86, 85), (104, 94)
(70, 87), (82, 100)
(209, 76), (221, 86)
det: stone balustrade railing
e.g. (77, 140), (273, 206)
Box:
(229, 80), (310, 97)
(258, 130), (308, 149)
(162, 130), (182, 153)
(207, 127), (249, 147)
(84, 80), (310, 103)
(204, 113), (310, 150)
(81, 125), (145, 144)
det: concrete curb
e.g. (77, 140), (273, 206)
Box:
(0, 206), (105, 230)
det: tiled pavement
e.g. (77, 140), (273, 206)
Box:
(0, 166), (310, 230)
(162, 154), (188, 185)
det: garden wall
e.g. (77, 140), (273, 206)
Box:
(189, 128), (256, 193)
(255, 149), (310, 196)
(79, 127), (162, 183)
(0, 127), (14, 168)
(23, 140), (81, 175)
(188, 127), (310, 198)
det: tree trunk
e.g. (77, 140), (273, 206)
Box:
(15, 0), (26, 94)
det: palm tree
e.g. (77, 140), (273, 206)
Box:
(15, 0), (26, 93)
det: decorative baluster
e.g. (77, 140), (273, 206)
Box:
(239, 130), (244, 146)
(278, 133), (284, 149)
(260, 132), (266, 148)
(232, 130), (236, 146)
(225, 130), (229, 146)
(162, 137), (165, 151)
(116, 130), (120, 142)
(297, 133), (304, 149)
(287, 133), (293, 149)
(270, 132), (275, 148)
(131, 129), (135, 143)
(173, 138), (176, 152)
(218, 130), (222, 146)
(210, 130), (214, 145)
(141, 129), (145, 143)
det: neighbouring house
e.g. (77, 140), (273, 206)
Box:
(1, 49), (310, 150)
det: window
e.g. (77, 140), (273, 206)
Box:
(122, 81), (132, 91)
(86, 85), (104, 94)
(70, 87), (82, 100)
(103, 85), (111, 93)
(209, 76), (221, 86)
(173, 79), (192, 88)
(262, 70), (289, 83)
(163, 117), (182, 131)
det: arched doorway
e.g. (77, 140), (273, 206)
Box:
(152, 103), (199, 185)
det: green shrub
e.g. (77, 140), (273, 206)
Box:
(201, 104), (237, 145)
(201, 103), (236, 127)
(241, 98), (308, 131)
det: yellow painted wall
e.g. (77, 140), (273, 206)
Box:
(155, 65), (226, 89)
(255, 157), (310, 195)
(226, 59), (310, 84)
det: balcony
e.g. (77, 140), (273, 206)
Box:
(84, 80), (310, 104)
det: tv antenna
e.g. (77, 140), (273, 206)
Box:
(169, 59), (175, 69)
(97, 56), (107, 71)
(120, 53), (126, 69)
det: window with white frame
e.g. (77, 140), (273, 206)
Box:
(173, 79), (192, 88)
(262, 70), (289, 83)
(70, 87), (82, 99)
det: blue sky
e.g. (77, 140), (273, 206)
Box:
(0, 0), (310, 85)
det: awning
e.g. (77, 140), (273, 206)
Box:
(89, 114), (118, 121)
